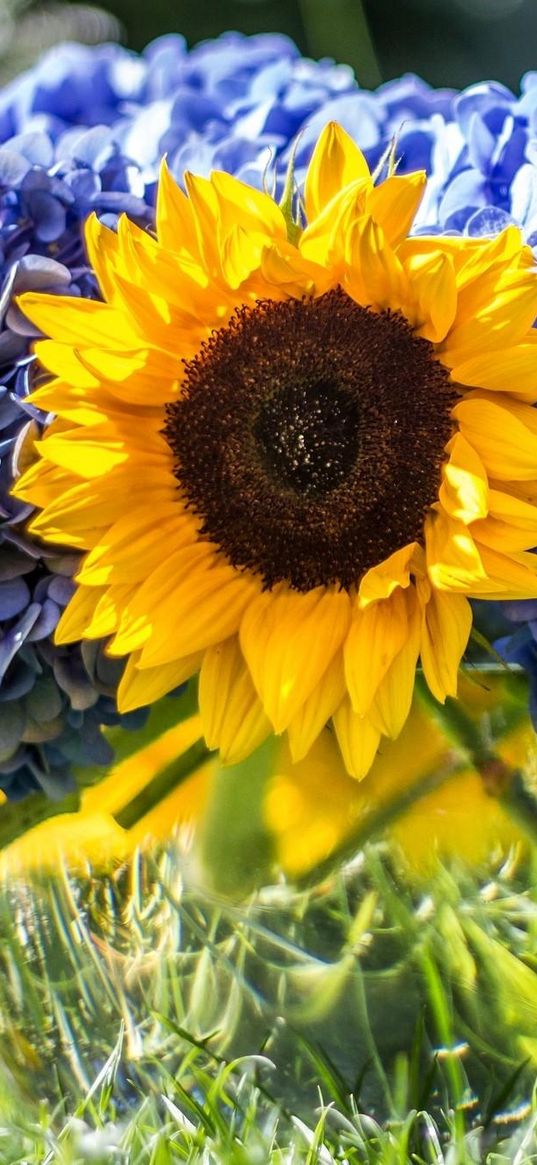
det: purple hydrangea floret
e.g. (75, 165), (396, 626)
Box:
(2, 30), (537, 797)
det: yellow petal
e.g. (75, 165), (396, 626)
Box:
(137, 561), (258, 665)
(33, 340), (104, 389)
(344, 217), (406, 309)
(55, 585), (102, 644)
(17, 292), (140, 348)
(489, 486), (537, 527)
(82, 584), (136, 638)
(29, 507), (104, 552)
(29, 473), (170, 548)
(405, 249), (457, 342)
(344, 587), (409, 715)
(454, 227), (532, 309)
(453, 225), (529, 291)
(371, 593), (421, 738)
(112, 203), (213, 321)
(398, 232), (485, 275)
(441, 269), (537, 361)
(332, 697), (381, 781)
(472, 487), (537, 552)
(450, 338), (537, 403)
(287, 651), (346, 762)
(84, 711), (204, 815)
(212, 169), (286, 240)
(502, 479), (537, 505)
(183, 171), (221, 276)
(220, 224), (263, 289)
(117, 651), (202, 713)
(366, 171), (426, 246)
(126, 220), (213, 311)
(453, 395), (537, 480)
(427, 510), (537, 597)
(34, 425), (129, 479)
(77, 511), (190, 586)
(240, 586), (351, 733)
(304, 121), (370, 222)
(13, 458), (75, 509)
(106, 269), (174, 343)
(199, 636), (271, 764)
(419, 587), (472, 702)
(426, 510), (488, 592)
(84, 212), (121, 304)
(472, 516), (537, 553)
(475, 543), (537, 599)
(127, 760), (213, 850)
(28, 378), (109, 426)
(358, 542), (420, 607)
(156, 157), (199, 257)
(299, 178), (369, 266)
(0, 812), (129, 876)
(74, 346), (180, 403)
(105, 541), (212, 657)
(438, 432), (489, 524)
(258, 238), (328, 297)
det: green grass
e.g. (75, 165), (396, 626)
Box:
(1, 845), (537, 1161)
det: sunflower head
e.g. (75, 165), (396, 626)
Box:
(13, 122), (537, 781)
(164, 288), (457, 592)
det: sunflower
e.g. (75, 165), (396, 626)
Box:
(12, 122), (537, 781)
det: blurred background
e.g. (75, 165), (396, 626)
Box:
(2, 0), (537, 93)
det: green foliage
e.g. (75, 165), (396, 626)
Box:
(198, 735), (277, 895)
(0, 845), (537, 1159)
(298, 0), (381, 86)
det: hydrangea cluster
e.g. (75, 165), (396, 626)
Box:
(2, 29), (537, 798)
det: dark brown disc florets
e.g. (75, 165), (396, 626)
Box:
(164, 288), (457, 591)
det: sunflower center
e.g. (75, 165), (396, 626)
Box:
(254, 380), (361, 497)
(164, 287), (457, 592)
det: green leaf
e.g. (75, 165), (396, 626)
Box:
(278, 136), (302, 244)
(299, 0), (382, 88)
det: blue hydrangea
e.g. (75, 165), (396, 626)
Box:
(2, 30), (537, 798)
(412, 77), (537, 241)
(493, 601), (537, 732)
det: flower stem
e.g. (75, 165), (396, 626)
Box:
(114, 738), (210, 830)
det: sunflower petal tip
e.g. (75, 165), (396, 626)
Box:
(15, 289), (36, 310)
(53, 624), (76, 648)
(115, 669), (143, 715)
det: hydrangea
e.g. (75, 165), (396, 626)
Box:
(2, 29), (537, 798)
(493, 601), (537, 733)
(413, 77), (537, 241)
